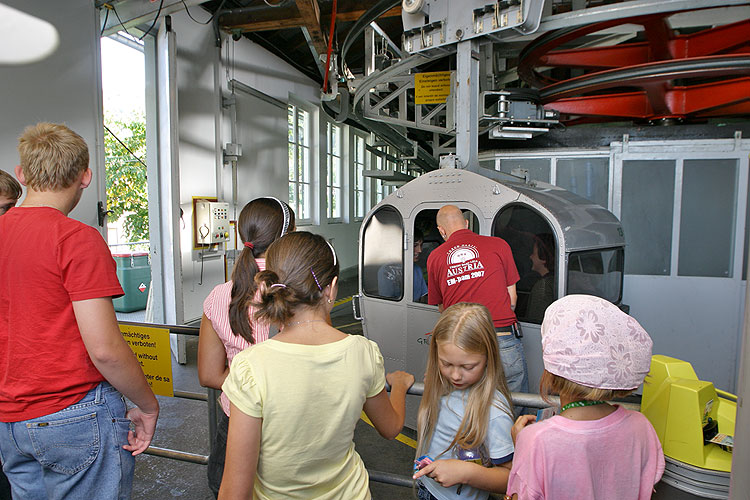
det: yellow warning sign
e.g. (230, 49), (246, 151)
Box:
(414, 71), (452, 105)
(120, 324), (174, 397)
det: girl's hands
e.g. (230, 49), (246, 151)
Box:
(412, 459), (471, 488)
(386, 370), (415, 392)
(511, 414), (536, 444)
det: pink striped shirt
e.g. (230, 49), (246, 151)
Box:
(203, 258), (270, 415)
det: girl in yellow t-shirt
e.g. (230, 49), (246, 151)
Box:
(219, 231), (414, 500)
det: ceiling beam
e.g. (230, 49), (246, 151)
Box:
(294, 0), (327, 55)
(221, 6), (402, 34)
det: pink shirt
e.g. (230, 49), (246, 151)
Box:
(507, 405), (665, 500)
(203, 258), (269, 415)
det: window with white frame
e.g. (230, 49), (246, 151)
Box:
(288, 104), (312, 221)
(353, 132), (368, 219)
(326, 121), (343, 220)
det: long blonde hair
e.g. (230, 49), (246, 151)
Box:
(416, 303), (514, 458)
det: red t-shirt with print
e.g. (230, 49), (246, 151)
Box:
(427, 229), (520, 328)
(0, 207), (124, 422)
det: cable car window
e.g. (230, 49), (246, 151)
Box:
(621, 160), (674, 275)
(362, 205), (404, 300)
(556, 158), (609, 209)
(492, 204), (557, 324)
(679, 159), (737, 277)
(567, 247), (624, 304)
(497, 158), (551, 183)
(414, 208), (480, 303)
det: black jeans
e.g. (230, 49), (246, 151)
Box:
(207, 411), (229, 499)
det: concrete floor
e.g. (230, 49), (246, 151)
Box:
(122, 272), (418, 499)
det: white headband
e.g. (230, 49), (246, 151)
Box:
(326, 239), (337, 266)
(264, 196), (290, 236)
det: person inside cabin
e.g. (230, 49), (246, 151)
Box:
(427, 205), (529, 398)
(377, 227), (429, 302)
(0, 123), (159, 499)
(524, 233), (556, 323)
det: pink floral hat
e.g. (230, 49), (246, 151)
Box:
(541, 294), (653, 390)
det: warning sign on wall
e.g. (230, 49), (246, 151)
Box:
(414, 71), (453, 105)
(120, 324), (174, 397)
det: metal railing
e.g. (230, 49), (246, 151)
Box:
(119, 320), (640, 487)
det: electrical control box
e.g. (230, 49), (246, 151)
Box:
(195, 200), (230, 245)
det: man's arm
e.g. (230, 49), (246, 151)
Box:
(73, 297), (159, 455)
(507, 284), (517, 311)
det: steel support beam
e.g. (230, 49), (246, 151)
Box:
(455, 39), (480, 171)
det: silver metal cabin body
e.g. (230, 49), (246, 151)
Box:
(356, 167), (625, 426)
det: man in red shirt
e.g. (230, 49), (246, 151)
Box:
(427, 205), (529, 395)
(0, 123), (159, 499)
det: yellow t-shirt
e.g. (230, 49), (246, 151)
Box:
(222, 334), (386, 500)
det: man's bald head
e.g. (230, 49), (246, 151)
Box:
(436, 204), (469, 240)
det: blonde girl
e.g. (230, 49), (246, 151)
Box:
(218, 231), (414, 500)
(505, 295), (664, 500)
(413, 302), (515, 500)
(198, 196), (294, 497)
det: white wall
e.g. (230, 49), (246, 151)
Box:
(169, 12), (362, 321)
(0, 0), (103, 228)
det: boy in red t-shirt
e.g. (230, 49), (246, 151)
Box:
(0, 123), (159, 499)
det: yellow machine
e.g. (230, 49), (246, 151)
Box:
(641, 355), (735, 473)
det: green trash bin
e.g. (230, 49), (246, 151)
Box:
(112, 252), (151, 313)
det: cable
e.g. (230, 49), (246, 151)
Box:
(139, 0), (164, 40)
(103, 124), (148, 170)
(100, 6), (110, 37)
(111, 3), (133, 37)
(181, 0), (223, 25)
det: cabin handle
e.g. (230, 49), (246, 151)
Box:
(352, 294), (363, 321)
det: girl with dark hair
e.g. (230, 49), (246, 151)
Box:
(198, 196), (294, 498)
(218, 231), (414, 500)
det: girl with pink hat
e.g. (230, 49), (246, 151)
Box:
(505, 295), (665, 500)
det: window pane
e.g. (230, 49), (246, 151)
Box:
(363, 206), (404, 299)
(298, 110), (308, 146)
(289, 184), (297, 212)
(301, 182), (311, 219)
(497, 158), (551, 183)
(556, 157), (609, 208)
(567, 248), (624, 303)
(288, 144), (295, 181)
(331, 187), (341, 218)
(679, 159), (737, 277)
(621, 160), (675, 275)
(332, 157), (340, 186)
(300, 147), (309, 183)
(492, 204), (557, 323)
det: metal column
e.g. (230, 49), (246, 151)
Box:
(455, 39), (480, 172)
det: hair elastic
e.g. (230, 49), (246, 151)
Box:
(244, 241), (254, 249)
(310, 267), (322, 290)
(264, 196), (290, 236)
(270, 283), (287, 289)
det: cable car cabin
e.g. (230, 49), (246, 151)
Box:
(355, 167), (625, 426)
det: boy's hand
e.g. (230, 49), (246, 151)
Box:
(511, 414), (536, 444)
(386, 370), (415, 391)
(412, 459), (470, 488)
(123, 406), (160, 456)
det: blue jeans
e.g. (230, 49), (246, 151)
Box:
(417, 481), (438, 500)
(497, 333), (529, 416)
(207, 411), (229, 498)
(0, 382), (134, 500)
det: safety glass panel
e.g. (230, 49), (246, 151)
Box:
(621, 160), (675, 275)
(679, 159), (737, 277)
(362, 206), (404, 300)
(492, 204), (557, 324)
(567, 247), (624, 303)
(556, 157), (609, 209)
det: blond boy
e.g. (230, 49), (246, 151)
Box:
(0, 169), (21, 215)
(0, 123), (159, 499)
